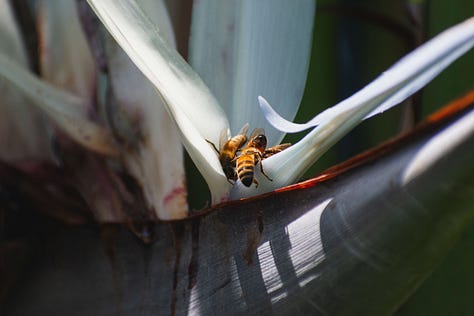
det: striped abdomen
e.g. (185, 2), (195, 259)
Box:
(236, 148), (260, 187)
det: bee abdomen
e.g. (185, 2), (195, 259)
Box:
(237, 162), (254, 187)
(239, 170), (254, 187)
(229, 135), (246, 147)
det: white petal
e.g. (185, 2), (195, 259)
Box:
(0, 0), (52, 162)
(0, 0), (27, 64)
(38, 0), (96, 102)
(104, 0), (187, 219)
(262, 17), (474, 133)
(189, 0), (315, 145)
(0, 53), (118, 156)
(136, 0), (176, 48)
(87, 0), (231, 201)
(232, 16), (474, 198)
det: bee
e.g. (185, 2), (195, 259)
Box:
(236, 129), (291, 187)
(207, 123), (249, 182)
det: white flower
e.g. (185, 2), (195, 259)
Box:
(88, 0), (474, 202)
(86, 0), (316, 205)
(1, 0), (473, 220)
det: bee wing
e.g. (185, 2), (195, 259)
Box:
(237, 123), (250, 136)
(219, 127), (231, 151)
(248, 127), (265, 140)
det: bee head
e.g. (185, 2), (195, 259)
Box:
(251, 134), (267, 151)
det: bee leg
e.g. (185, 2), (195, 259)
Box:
(263, 143), (291, 159)
(258, 158), (273, 182)
(205, 139), (220, 154)
(253, 177), (259, 188)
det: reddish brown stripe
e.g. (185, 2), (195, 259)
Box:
(239, 170), (253, 176)
(237, 163), (254, 170)
(237, 165), (254, 173)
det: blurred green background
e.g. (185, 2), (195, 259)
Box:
(293, 0), (474, 314)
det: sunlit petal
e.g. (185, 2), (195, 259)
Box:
(189, 0), (315, 145)
(262, 17), (474, 133)
(233, 16), (474, 198)
(87, 0), (231, 201)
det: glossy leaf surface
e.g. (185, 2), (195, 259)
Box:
(3, 96), (474, 315)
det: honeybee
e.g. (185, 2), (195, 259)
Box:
(236, 129), (291, 187)
(207, 123), (249, 181)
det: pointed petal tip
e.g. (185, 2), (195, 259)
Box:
(258, 95), (318, 133)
